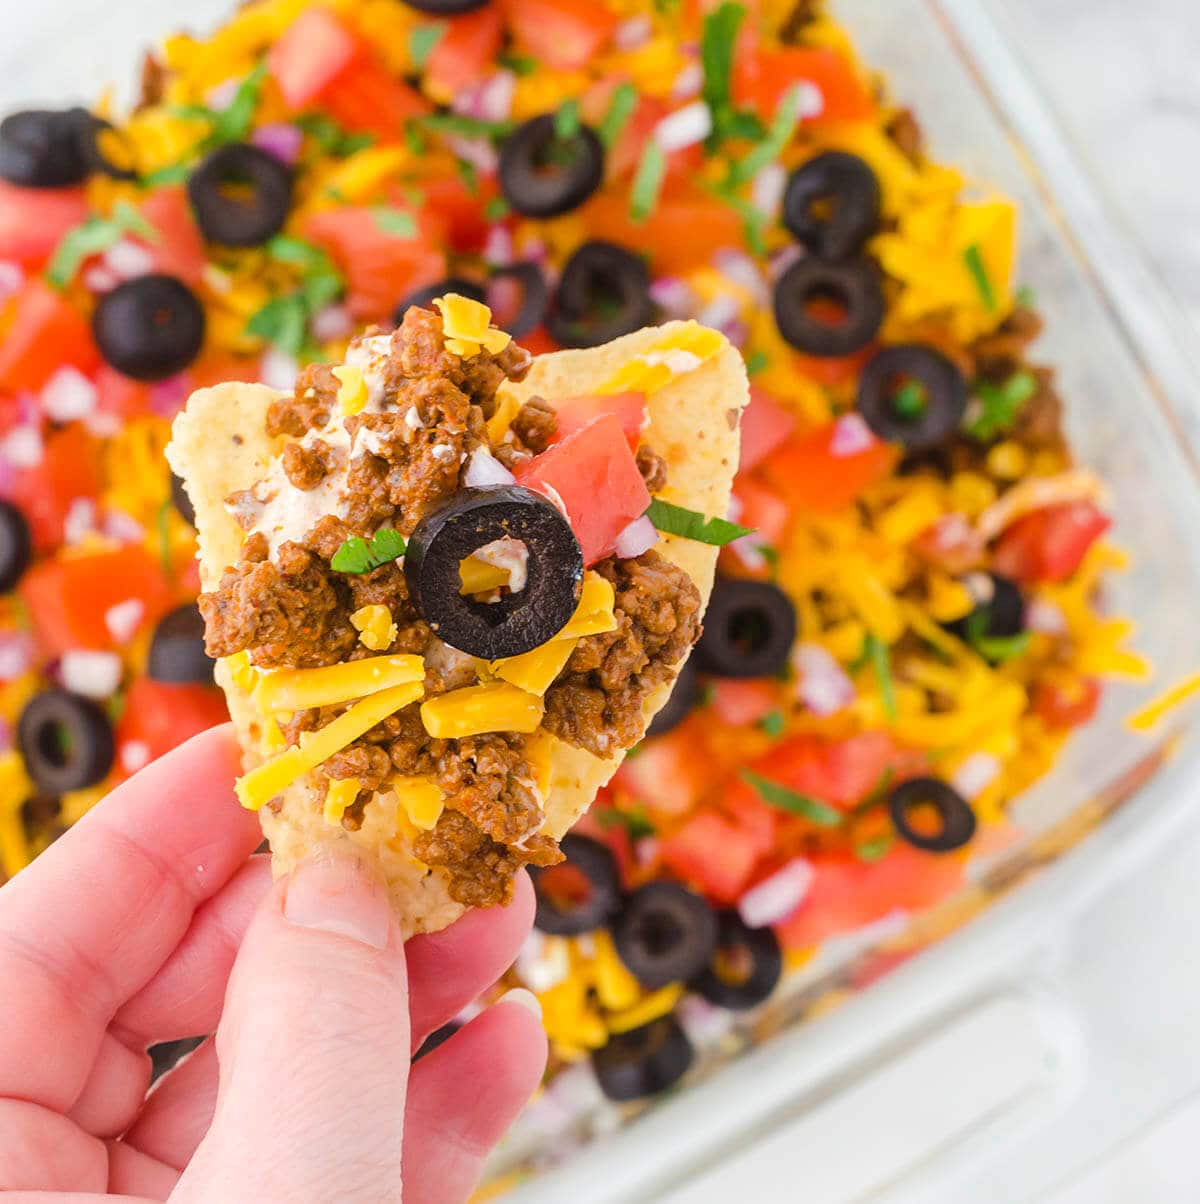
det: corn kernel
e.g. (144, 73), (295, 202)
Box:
(986, 440), (1028, 481)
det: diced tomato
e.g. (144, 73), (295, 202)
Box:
(0, 281), (100, 394)
(606, 96), (704, 183)
(304, 206), (447, 320)
(993, 501), (1112, 585)
(515, 413), (650, 565)
(190, 352), (260, 389)
(710, 679), (777, 727)
(730, 477), (789, 550)
(760, 419), (897, 513)
(117, 676), (229, 770)
(425, 7), (505, 103)
(659, 810), (760, 903)
(1032, 675), (1103, 729)
(20, 544), (173, 656)
(739, 386), (797, 471)
(501, 0), (619, 71)
(733, 42), (875, 125)
(269, 7), (359, 110)
(0, 181), (88, 267)
(912, 513), (986, 576)
(775, 844), (965, 949)
(546, 392), (646, 451)
(321, 47), (431, 141)
(93, 365), (151, 428)
(136, 187), (206, 287)
(518, 327), (560, 357)
(613, 727), (707, 817)
(792, 346), (875, 389)
(573, 809), (637, 886)
(402, 175), (495, 256)
(5, 423), (101, 552)
(0, 394), (22, 436)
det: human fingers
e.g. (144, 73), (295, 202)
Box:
(0, 726), (257, 1114)
(401, 993), (547, 1204)
(171, 854), (409, 1203)
(119, 1039), (217, 1174)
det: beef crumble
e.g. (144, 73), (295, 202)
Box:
(510, 395), (557, 452)
(636, 445), (668, 493)
(267, 363), (336, 437)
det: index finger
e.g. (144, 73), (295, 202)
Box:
(0, 724), (260, 1112)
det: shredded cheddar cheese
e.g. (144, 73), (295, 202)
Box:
(433, 294), (511, 359)
(350, 604), (398, 651)
(252, 654), (423, 714)
(394, 776), (445, 830)
(490, 638), (579, 697)
(420, 681), (544, 739)
(333, 364), (368, 415)
(323, 776), (360, 825)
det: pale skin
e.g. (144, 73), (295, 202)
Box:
(0, 724), (547, 1202)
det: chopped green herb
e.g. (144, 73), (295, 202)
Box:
(760, 710), (786, 738)
(695, 681), (716, 708)
(156, 497), (174, 581)
(140, 162), (191, 187)
(417, 112), (517, 141)
(864, 632), (897, 720)
(964, 369), (1037, 441)
(246, 294), (309, 356)
(963, 242), (997, 311)
(105, 691), (127, 725)
(891, 380), (927, 419)
(701, 2), (747, 145)
(728, 85), (801, 186)
(701, 181), (769, 256)
(759, 544), (780, 580)
(455, 156), (480, 195)
(218, 59), (269, 145)
(331, 528), (408, 574)
(745, 349), (770, 376)
(554, 98), (582, 141)
(408, 23), (445, 70)
(497, 50), (538, 75)
(630, 140), (667, 222)
(46, 200), (160, 289)
(598, 82), (638, 150)
(855, 836), (895, 863)
(371, 207), (418, 238)
(484, 196), (511, 222)
(1015, 283), (1037, 309)
(252, 237), (345, 352)
(740, 771), (842, 826)
(266, 234), (332, 270)
(964, 611), (1031, 664)
(297, 113), (376, 157)
(597, 806), (657, 839)
(645, 498), (752, 546)
(403, 121), (428, 155)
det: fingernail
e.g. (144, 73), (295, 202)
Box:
(497, 988), (542, 1020)
(284, 855), (391, 949)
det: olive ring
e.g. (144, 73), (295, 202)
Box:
(783, 151), (882, 260)
(394, 277), (487, 328)
(696, 578), (797, 680)
(773, 255), (885, 358)
(530, 834), (622, 935)
(92, 274), (206, 382)
(592, 1015), (695, 1102)
(856, 344), (969, 451)
(17, 689), (116, 795)
(187, 141), (294, 246)
(612, 881), (719, 990)
(499, 114), (605, 219)
(546, 241), (652, 349)
(691, 909), (783, 1010)
(888, 776), (978, 853)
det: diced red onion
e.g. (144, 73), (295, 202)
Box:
(41, 367), (97, 423)
(952, 751), (1001, 799)
(515, 931), (570, 994)
(85, 411), (121, 438)
(464, 448), (516, 488)
(1026, 597), (1068, 635)
(82, 264), (120, 294)
(768, 243), (805, 282)
(103, 238), (156, 279)
(648, 275), (696, 319)
(829, 412), (875, 457)
(0, 718), (11, 753)
(0, 424), (43, 469)
(614, 514), (658, 559)
(446, 134), (498, 177)
(738, 858), (814, 929)
(677, 994), (735, 1045)
(671, 61), (703, 100)
(794, 642), (855, 716)
(752, 161), (788, 219)
(729, 532), (767, 572)
(259, 347), (300, 390)
(634, 835), (659, 867)
(0, 260), (23, 303)
(483, 223), (514, 267)
(63, 497), (98, 544)
(205, 77), (241, 110)
(796, 80), (825, 119)
(61, 650), (123, 700)
(614, 14), (653, 49)
(517, 235), (549, 266)
(454, 71), (516, 124)
(104, 598), (145, 644)
(103, 508), (145, 543)
(310, 303), (354, 343)
(120, 740), (152, 776)
(654, 100), (712, 152)
(252, 122), (304, 164)
(149, 374), (190, 419)
(0, 631), (34, 682)
(713, 248), (768, 307)
(695, 294), (746, 347)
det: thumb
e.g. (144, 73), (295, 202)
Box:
(172, 853), (410, 1203)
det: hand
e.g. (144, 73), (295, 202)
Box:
(0, 725), (546, 1202)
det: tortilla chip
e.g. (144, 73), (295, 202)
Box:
(167, 321), (746, 935)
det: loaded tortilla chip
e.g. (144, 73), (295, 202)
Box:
(167, 297), (746, 935)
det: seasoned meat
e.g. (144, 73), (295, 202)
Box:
(511, 396), (558, 453)
(971, 307), (1044, 380)
(887, 108), (924, 163)
(544, 550), (702, 756)
(1011, 366), (1065, 449)
(282, 438), (334, 490)
(266, 363), (337, 437)
(434, 733), (542, 845)
(636, 445), (668, 493)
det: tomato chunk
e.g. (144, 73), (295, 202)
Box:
(730, 477), (789, 550)
(515, 413), (650, 565)
(760, 418), (896, 513)
(613, 727), (707, 817)
(0, 281), (99, 393)
(136, 187), (207, 286)
(269, 7), (359, 110)
(739, 386), (797, 471)
(993, 501), (1111, 584)
(1033, 675), (1103, 729)
(734, 44), (875, 125)
(0, 180), (88, 267)
(320, 47), (430, 141)
(5, 423), (101, 552)
(709, 679), (777, 727)
(117, 677), (229, 771)
(21, 544), (173, 655)
(425, 7), (505, 103)
(501, 0), (618, 71)
(546, 393), (646, 451)
(659, 810), (760, 903)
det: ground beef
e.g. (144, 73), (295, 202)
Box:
(434, 733), (542, 845)
(325, 744), (393, 796)
(543, 550), (702, 757)
(1011, 367), (1066, 449)
(266, 363), (337, 437)
(971, 307), (1044, 380)
(636, 445), (668, 493)
(887, 108), (924, 163)
(200, 539), (357, 668)
(137, 52), (166, 109)
(780, 0), (822, 43)
(414, 809), (560, 909)
(282, 439), (335, 490)
(511, 397), (557, 453)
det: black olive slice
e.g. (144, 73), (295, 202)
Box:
(531, 834), (621, 935)
(148, 603), (215, 684)
(696, 579), (796, 679)
(546, 241), (652, 349)
(856, 344), (968, 451)
(783, 151), (882, 260)
(149, 1036), (206, 1084)
(394, 277), (486, 327)
(402, 0), (487, 12)
(93, 274), (206, 382)
(0, 501), (33, 593)
(592, 1015), (694, 1102)
(773, 255), (884, 358)
(404, 485), (583, 659)
(76, 113), (138, 182)
(413, 1020), (462, 1061)
(691, 910), (783, 1010)
(612, 881), (718, 990)
(187, 142), (293, 246)
(171, 471), (196, 527)
(488, 262), (549, 339)
(888, 776), (977, 853)
(646, 659), (700, 738)
(499, 114), (604, 219)
(0, 108), (90, 187)
(948, 572), (1025, 649)
(18, 689), (115, 794)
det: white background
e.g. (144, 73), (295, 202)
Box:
(3, 2), (1200, 1200)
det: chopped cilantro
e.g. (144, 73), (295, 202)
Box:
(745, 349), (770, 376)
(140, 162), (191, 187)
(455, 156), (480, 195)
(247, 237), (345, 353)
(217, 60), (269, 145)
(409, 23), (445, 70)
(701, 2), (747, 146)
(645, 498), (752, 546)
(630, 140), (667, 222)
(297, 113), (376, 157)
(416, 112), (517, 141)
(964, 370), (1037, 442)
(598, 82), (638, 150)
(46, 200), (159, 289)
(701, 180), (769, 256)
(497, 50), (538, 76)
(963, 243), (997, 311)
(965, 610), (1032, 663)
(728, 85), (801, 186)
(553, 98), (582, 141)
(371, 207), (418, 238)
(891, 380), (927, 419)
(854, 835), (895, 863)
(484, 196), (511, 222)
(760, 710), (785, 738)
(695, 681), (716, 708)
(246, 294), (309, 356)
(759, 544), (780, 580)
(331, 529), (408, 574)
(1015, 283), (1037, 309)
(864, 632), (897, 720)
(740, 771), (842, 826)
(597, 806), (657, 839)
